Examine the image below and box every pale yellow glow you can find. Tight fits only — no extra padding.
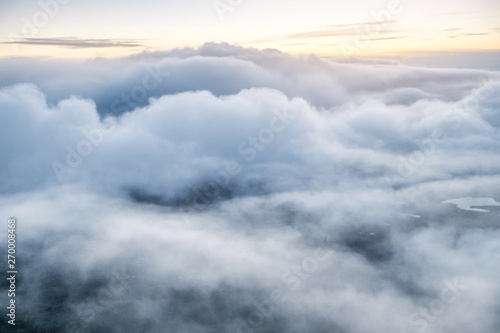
[0,0,499,59]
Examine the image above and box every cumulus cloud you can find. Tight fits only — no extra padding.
[0,43,499,332]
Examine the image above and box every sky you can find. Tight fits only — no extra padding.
[1,1,500,333]
[0,0,499,58]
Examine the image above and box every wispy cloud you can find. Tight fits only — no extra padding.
[430,11,472,17]
[447,32,490,39]
[288,22,398,39]
[363,36,403,41]
[462,32,490,36]
[2,37,144,48]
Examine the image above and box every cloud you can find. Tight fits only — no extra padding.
[0,42,494,114]
[286,22,398,39]
[2,37,144,48]
[1,43,500,332]
[462,33,490,36]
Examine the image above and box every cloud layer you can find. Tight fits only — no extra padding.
[1,43,500,333]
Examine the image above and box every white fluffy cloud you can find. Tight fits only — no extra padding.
[0,44,499,333]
